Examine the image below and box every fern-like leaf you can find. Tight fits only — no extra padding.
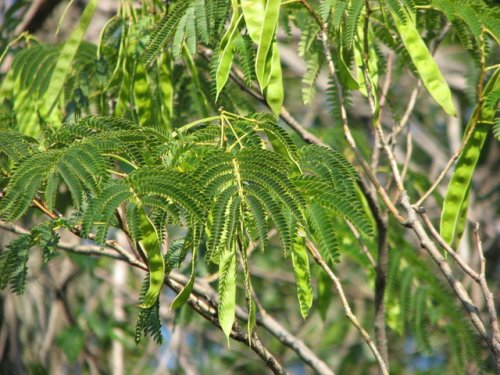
[0,235,31,294]
[135,274,163,344]
[306,203,339,264]
[142,1,192,66]
[82,180,131,242]
[344,0,364,49]
[0,151,60,221]
[493,117,500,141]
[233,35,257,87]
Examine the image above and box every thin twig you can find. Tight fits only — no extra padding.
[346,222,376,268]
[318,16,497,363]
[0,220,332,375]
[379,53,394,110]
[413,110,482,207]
[391,81,421,140]
[305,239,389,375]
[400,130,413,183]
[418,210,479,282]
[473,223,500,370]
[319,25,405,223]
[360,2,390,365]
[389,129,412,204]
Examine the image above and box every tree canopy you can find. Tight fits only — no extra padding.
[0,0,499,374]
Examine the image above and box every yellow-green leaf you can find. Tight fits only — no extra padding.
[170,245,198,309]
[340,48,360,91]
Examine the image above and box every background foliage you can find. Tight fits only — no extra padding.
[0,0,499,374]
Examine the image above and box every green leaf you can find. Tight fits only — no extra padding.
[169,221,203,309]
[126,202,143,244]
[414,288,431,352]
[493,117,500,141]
[338,49,359,90]
[134,62,155,126]
[136,273,162,344]
[142,1,192,67]
[0,151,59,221]
[56,326,85,363]
[239,247,256,339]
[44,172,60,212]
[254,113,298,168]
[307,203,339,263]
[390,7,456,116]
[171,226,201,309]
[345,0,364,50]
[292,235,313,319]
[332,1,349,29]
[353,29,378,97]
[0,235,32,294]
[317,270,332,321]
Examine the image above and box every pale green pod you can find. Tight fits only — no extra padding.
[391,9,456,116]
[440,68,500,245]
[255,0,280,90]
[215,5,243,100]
[42,0,97,118]
[292,235,313,319]
[138,210,166,309]
[217,247,237,344]
[263,43,284,114]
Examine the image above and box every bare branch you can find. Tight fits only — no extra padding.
[305,239,389,375]
[473,224,500,370]
[0,219,337,375]
[0,219,286,374]
[418,211,479,282]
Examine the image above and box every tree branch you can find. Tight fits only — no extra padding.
[0,219,286,374]
[0,219,339,375]
[294,3,499,368]
[474,223,500,370]
[304,238,389,375]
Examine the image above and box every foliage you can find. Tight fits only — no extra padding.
[0,0,499,373]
